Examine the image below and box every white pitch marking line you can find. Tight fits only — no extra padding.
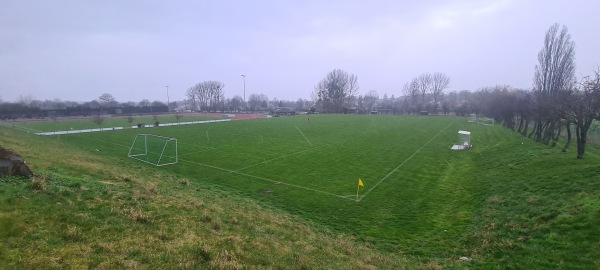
[295,125,312,146]
[233,144,328,172]
[179,158,353,201]
[358,122,455,201]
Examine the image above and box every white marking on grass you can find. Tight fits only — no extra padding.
[295,125,312,146]
[233,144,328,172]
[179,158,353,200]
[358,122,455,201]
[178,148,215,157]
[445,160,454,169]
[213,131,307,144]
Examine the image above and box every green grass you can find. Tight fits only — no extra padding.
[0,124,411,269]
[6,114,224,132]
[1,114,599,269]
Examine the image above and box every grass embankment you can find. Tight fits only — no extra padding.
[0,127,412,269]
[461,128,600,269]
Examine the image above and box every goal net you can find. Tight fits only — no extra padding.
[128,134,178,166]
[468,114,477,123]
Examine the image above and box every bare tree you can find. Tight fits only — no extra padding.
[138,99,151,107]
[18,95,34,107]
[98,93,117,108]
[363,90,379,112]
[175,114,184,123]
[430,72,450,114]
[417,73,432,111]
[228,95,244,112]
[248,94,269,112]
[187,81,225,112]
[314,69,359,113]
[92,114,104,129]
[531,23,576,145]
[402,79,420,114]
[185,87,197,111]
[126,116,134,126]
[561,69,600,159]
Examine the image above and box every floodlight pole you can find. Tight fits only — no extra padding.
[165,85,170,112]
[241,74,246,111]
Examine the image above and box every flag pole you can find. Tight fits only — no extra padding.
[356,179,364,201]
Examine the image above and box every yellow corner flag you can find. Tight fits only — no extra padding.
[356,179,364,201]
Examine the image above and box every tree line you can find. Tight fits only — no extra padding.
[437,24,600,159]
[0,94,169,119]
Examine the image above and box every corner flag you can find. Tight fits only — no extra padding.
[356,179,364,201]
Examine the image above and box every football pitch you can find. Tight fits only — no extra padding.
[55,114,504,254]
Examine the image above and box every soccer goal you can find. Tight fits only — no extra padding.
[128,134,178,166]
[468,114,477,123]
[478,118,495,126]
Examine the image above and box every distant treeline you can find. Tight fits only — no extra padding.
[0,103,168,120]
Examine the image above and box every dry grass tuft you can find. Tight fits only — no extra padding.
[230,217,239,225]
[211,217,222,231]
[123,207,150,223]
[209,250,242,270]
[158,226,174,241]
[146,182,158,195]
[62,225,82,242]
[423,261,443,270]
[120,174,142,184]
[30,175,47,191]
[486,195,503,204]
[201,209,212,223]
[180,178,190,186]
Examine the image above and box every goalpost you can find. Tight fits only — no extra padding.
[468,114,477,123]
[127,134,178,166]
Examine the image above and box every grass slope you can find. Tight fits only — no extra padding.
[0,126,412,269]
[1,114,599,269]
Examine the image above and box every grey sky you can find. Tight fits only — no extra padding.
[1,0,599,103]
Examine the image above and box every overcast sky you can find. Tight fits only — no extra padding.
[1,0,599,103]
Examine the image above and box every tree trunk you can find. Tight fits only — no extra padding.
[562,122,571,152]
[551,122,562,147]
[528,120,538,138]
[576,126,586,159]
[521,117,529,137]
[574,116,595,159]
[542,121,555,145]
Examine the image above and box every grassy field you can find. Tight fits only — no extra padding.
[1,114,599,269]
[5,114,224,132]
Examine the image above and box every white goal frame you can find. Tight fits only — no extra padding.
[468,114,477,123]
[127,134,178,166]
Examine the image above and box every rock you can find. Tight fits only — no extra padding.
[0,146,33,179]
